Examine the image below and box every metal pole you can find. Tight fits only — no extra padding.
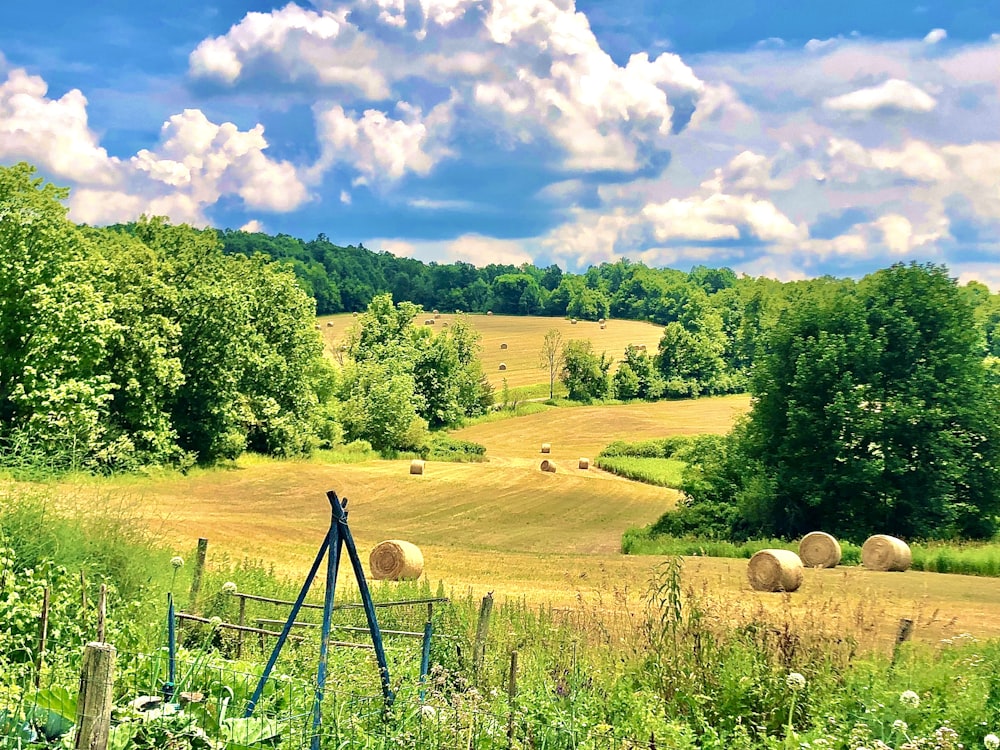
[312,498,343,750]
[165,593,176,702]
[327,490,394,707]
[244,534,330,717]
[419,603,433,702]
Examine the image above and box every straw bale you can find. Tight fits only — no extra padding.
[498,363,507,371]
[487,310,493,316]
[500,343,508,350]
[540,443,551,454]
[571,318,578,324]
[540,459,556,473]
[747,549,804,592]
[598,318,605,324]
[369,540,424,581]
[861,534,911,572]
[409,459,425,475]
[578,457,590,469]
[600,324,606,329]
[798,531,841,568]
[326,321,335,327]
[424,319,435,325]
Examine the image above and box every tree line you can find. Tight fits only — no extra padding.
[0,164,490,472]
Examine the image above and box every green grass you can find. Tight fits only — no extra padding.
[595,456,687,488]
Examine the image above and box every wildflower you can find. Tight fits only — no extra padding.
[787,672,807,691]
[420,705,436,719]
[899,690,920,709]
[985,733,1000,750]
[893,720,908,733]
[209,616,223,629]
[222,582,238,595]
[170,556,184,569]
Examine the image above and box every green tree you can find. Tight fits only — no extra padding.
[679,263,1000,541]
[539,329,564,400]
[560,340,611,402]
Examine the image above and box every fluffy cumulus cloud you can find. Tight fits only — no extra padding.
[189,0,707,178]
[0,66,308,225]
[823,78,937,114]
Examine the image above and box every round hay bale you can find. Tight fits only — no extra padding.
[326,321,335,327]
[433,309,439,314]
[352,312,358,317]
[486,310,493,316]
[442,322,449,328]
[598,318,605,324]
[600,324,606,330]
[409,459,425,475]
[434,313,441,319]
[424,319,435,325]
[314,324,322,330]
[578,457,590,470]
[861,534,911,572]
[798,531,841,568]
[500,343,508,350]
[498,362,507,371]
[540,442,551,454]
[571,318,578,324]
[369,540,424,581]
[540,459,556,473]
[747,549,804,592]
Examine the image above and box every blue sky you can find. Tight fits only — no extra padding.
[2,1,999,286]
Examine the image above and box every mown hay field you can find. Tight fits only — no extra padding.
[317,312,666,389]
[51,390,1000,648]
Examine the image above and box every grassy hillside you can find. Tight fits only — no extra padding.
[42,390,1000,646]
[318,312,666,391]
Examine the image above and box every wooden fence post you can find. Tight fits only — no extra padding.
[473,592,494,680]
[189,538,209,609]
[74,641,116,750]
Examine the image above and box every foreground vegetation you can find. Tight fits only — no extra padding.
[6,486,1000,750]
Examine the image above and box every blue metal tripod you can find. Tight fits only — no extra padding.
[243,490,393,749]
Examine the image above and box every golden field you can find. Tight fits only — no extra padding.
[37,316,1000,650]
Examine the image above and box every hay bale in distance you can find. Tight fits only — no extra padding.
[540,442,551,454]
[600,324,606,330]
[747,549,804,592]
[578,457,590,470]
[486,310,493,316]
[314,324,322,330]
[798,531,842,568]
[861,534,912,572]
[498,362,507,371]
[409,459,425,475]
[571,318,578,324]
[369,540,424,581]
[434,313,441,319]
[540,459,556,473]
[326,321,335,327]
[598,318,605,324]
[500,342,508,350]
[424,319,435,325]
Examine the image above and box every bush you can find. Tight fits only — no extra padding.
[425,435,487,462]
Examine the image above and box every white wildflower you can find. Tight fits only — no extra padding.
[222,582,238,594]
[787,672,806,691]
[893,720,908,733]
[208,616,223,629]
[420,705,436,719]
[899,690,920,708]
[985,733,1000,750]
[170,556,184,569]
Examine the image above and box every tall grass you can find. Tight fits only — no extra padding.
[594,456,686,488]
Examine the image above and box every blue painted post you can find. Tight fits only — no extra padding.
[326,490,394,706]
[312,496,343,750]
[244,533,330,717]
[418,603,433,702]
[165,593,176,702]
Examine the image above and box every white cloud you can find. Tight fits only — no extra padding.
[240,219,266,232]
[371,234,533,267]
[189,0,708,178]
[0,68,121,184]
[923,28,947,45]
[823,78,937,114]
